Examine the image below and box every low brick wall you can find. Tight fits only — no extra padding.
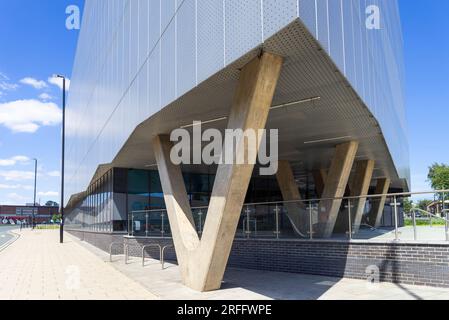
[67,230,449,288]
[67,230,126,254]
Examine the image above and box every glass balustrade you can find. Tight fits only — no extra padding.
[124,190,449,244]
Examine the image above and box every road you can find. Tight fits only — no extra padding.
[0,226,18,248]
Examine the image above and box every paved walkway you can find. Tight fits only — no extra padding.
[2,229,449,300]
[0,229,157,300]
[76,234,449,300]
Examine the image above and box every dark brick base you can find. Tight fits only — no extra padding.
[67,230,449,288]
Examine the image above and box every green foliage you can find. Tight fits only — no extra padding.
[428,163,449,192]
[404,218,446,227]
[52,214,62,222]
[417,199,432,210]
[403,198,414,214]
[36,225,60,230]
[46,201,59,207]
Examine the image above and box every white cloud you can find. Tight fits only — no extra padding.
[38,191,59,197]
[47,171,61,178]
[0,99,62,133]
[0,72,18,96]
[39,93,53,101]
[0,170,35,181]
[48,76,70,91]
[6,193,27,202]
[20,77,48,90]
[0,155,30,166]
[0,184,33,190]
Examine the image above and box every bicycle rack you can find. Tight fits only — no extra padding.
[161,245,173,270]
[142,244,162,267]
[109,242,125,262]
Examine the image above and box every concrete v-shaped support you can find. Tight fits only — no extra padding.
[153,53,283,292]
[276,160,308,236]
[351,160,375,233]
[313,169,328,198]
[319,141,359,238]
[369,178,391,228]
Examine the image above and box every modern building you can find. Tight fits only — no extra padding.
[65,0,411,291]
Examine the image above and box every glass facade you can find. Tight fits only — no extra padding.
[65,169,114,232]
[66,168,283,233]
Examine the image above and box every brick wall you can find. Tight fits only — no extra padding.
[67,230,449,288]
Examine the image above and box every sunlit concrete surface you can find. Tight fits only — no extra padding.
[73,234,449,300]
[0,230,157,300]
[352,226,449,242]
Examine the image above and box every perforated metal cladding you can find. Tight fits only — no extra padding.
[66,0,408,204]
[197,0,225,84]
[112,21,401,189]
[176,0,196,97]
[296,0,409,184]
[224,0,262,65]
[263,0,299,40]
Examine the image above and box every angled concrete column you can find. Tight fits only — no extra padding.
[153,135,200,281]
[351,160,375,233]
[313,169,328,198]
[368,178,391,228]
[154,53,283,292]
[319,141,359,238]
[276,161,307,236]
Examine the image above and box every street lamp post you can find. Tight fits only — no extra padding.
[33,158,37,230]
[55,75,66,244]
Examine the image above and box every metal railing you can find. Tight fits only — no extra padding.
[128,190,449,243]
[412,208,449,241]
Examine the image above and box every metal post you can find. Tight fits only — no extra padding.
[161,212,165,238]
[32,158,37,230]
[131,213,134,236]
[52,75,67,243]
[444,193,449,242]
[348,199,352,240]
[274,205,280,239]
[245,206,251,239]
[394,196,399,241]
[412,209,417,241]
[145,212,149,237]
[198,210,203,235]
[309,201,313,240]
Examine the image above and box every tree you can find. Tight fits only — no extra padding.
[428,163,449,190]
[417,199,432,211]
[403,198,414,214]
[52,214,62,222]
[45,201,59,207]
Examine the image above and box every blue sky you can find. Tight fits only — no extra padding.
[399,0,449,199]
[0,0,83,205]
[0,0,447,205]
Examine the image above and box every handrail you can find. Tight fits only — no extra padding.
[413,208,449,223]
[142,244,162,267]
[109,242,124,262]
[128,190,449,215]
